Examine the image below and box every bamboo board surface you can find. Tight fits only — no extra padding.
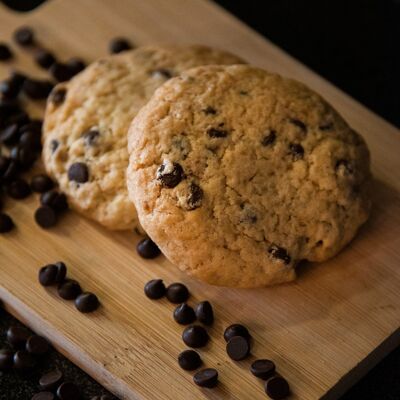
[0,0,400,399]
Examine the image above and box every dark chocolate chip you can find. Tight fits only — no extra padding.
[40,190,68,212]
[57,280,82,300]
[109,38,132,54]
[75,292,99,313]
[136,238,161,259]
[0,213,14,233]
[14,26,35,46]
[319,122,333,131]
[23,79,54,100]
[19,130,42,151]
[34,206,57,229]
[31,174,54,193]
[193,368,218,388]
[7,109,30,126]
[174,303,196,325]
[226,336,250,361]
[202,106,217,115]
[335,159,353,175]
[68,162,89,183]
[186,183,203,210]
[0,349,14,370]
[178,349,202,371]
[32,392,55,400]
[9,71,27,89]
[0,155,10,175]
[39,264,58,286]
[262,130,276,146]
[1,160,19,183]
[66,58,86,75]
[156,162,184,188]
[49,62,75,82]
[195,301,214,326]
[50,87,66,106]
[223,324,250,342]
[50,139,59,153]
[166,283,189,303]
[13,350,36,371]
[182,325,209,348]
[7,326,30,348]
[54,262,67,282]
[82,129,100,145]
[7,178,31,199]
[0,79,20,99]
[268,244,291,264]
[0,43,13,60]
[289,118,307,132]
[0,124,20,146]
[56,382,80,400]
[207,127,228,138]
[250,359,276,380]
[39,369,64,391]
[144,279,166,299]
[289,143,304,160]
[34,49,56,69]
[10,144,37,169]
[26,335,50,356]
[265,376,290,399]
[150,68,172,79]
[239,90,248,95]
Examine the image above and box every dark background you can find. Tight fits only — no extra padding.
[1,0,399,399]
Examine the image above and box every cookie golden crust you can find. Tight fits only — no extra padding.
[42,45,244,230]
[127,65,371,287]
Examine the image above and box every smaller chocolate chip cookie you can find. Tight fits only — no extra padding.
[127,65,371,287]
[42,45,244,230]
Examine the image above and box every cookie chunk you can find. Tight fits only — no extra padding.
[42,45,244,230]
[127,65,371,287]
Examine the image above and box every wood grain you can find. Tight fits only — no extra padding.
[1,0,400,399]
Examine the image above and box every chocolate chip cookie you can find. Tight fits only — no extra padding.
[42,45,244,230]
[127,65,371,287]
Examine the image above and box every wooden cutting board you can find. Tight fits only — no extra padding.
[1,0,399,399]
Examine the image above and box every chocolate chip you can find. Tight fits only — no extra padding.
[178,349,202,371]
[0,43,13,60]
[40,190,68,212]
[207,127,228,138]
[1,160,19,183]
[50,139,59,153]
[7,326,30,348]
[265,376,290,399]
[335,159,353,175]
[268,244,291,264]
[75,292,99,313]
[49,62,75,82]
[56,382,80,400]
[68,162,89,183]
[202,106,217,115]
[226,336,250,361]
[0,155,10,174]
[35,49,56,69]
[9,71,27,89]
[7,109,30,126]
[82,129,100,145]
[7,178,31,199]
[195,301,214,326]
[26,335,50,356]
[262,130,276,146]
[223,324,250,342]
[0,124,20,146]
[57,280,82,300]
[144,279,166,299]
[39,369,64,391]
[0,79,21,99]
[22,79,54,100]
[32,392,55,400]
[166,283,189,303]
[0,349,14,370]
[34,206,57,228]
[186,183,203,210]
[174,303,196,325]
[20,119,42,134]
[13,350,36,371]
[14,26,34,46]
[193,368,218,388]
[319,122,333,131]
[19,130,42,151]
[156,161,184,188]
[50,87,67,106]
[109,38,132,54]
[31,174,54,193]
[289,118,307,132]
[10,144,37,169]
[150,68,172,79]
[39,264,60,286]
[250,359,276,380]
[54,262,67,282]
[136,238,161,259]
[0,213,14,233]
[289,143,304,160]
[182,325,209,348]
[66,58,86,75]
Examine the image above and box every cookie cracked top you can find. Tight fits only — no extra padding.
[42,45,244,230]
[127,65,371,287]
